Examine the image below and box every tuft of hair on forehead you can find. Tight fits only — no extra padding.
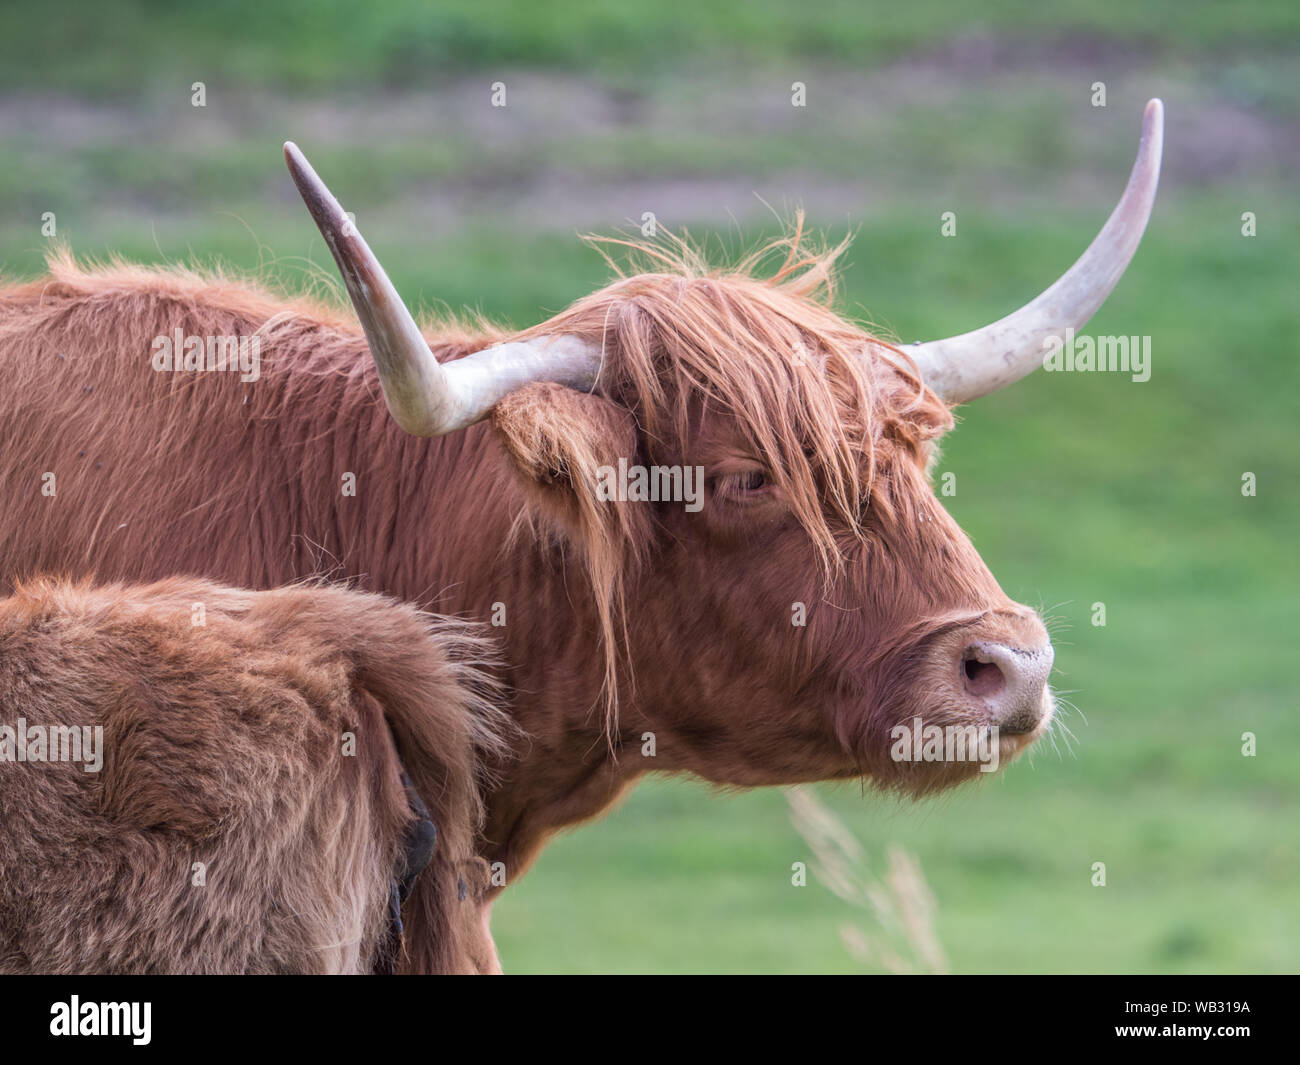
[519,213,953,577]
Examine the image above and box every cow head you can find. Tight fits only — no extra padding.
[285,100,1162,796]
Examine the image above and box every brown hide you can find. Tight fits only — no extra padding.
[0,577,506,973]
[0,238,1050,894]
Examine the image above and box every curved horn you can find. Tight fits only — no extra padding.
[284,142,604,436]
[910,98,1164,404]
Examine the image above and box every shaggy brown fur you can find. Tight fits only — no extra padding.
[0,227,1050,915]
[509,225,954,727]
[0,577,507,974]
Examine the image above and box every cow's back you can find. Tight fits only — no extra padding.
[0,256,373,593]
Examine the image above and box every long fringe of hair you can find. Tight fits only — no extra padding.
[513,215,953,732]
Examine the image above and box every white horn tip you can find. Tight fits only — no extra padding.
[908,99,1164,406]
[1142,99,1164,143]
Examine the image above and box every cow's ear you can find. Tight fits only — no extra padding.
[490,383,651,548]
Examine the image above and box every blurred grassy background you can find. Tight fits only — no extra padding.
[2,1,1296,972]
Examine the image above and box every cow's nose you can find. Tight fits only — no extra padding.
[960,641,1054,734]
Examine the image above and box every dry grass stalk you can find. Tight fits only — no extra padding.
[787,787,949,974]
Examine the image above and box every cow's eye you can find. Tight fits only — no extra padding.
[715,469,770,497]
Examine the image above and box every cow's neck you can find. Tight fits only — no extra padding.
[334,389,645,885]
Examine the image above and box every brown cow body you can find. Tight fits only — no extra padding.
[0,577,505,973]
[0,249,1053,886]
[0,103,1165,972]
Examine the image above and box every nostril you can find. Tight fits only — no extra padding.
[961,652,1006,698]
[958,640,1054,733]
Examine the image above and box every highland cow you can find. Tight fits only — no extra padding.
[0,102,1162,960]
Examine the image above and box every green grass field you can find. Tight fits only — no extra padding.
[3,2,1295,973]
